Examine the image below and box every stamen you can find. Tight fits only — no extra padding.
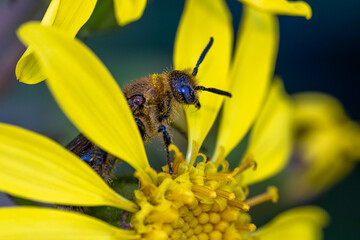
[235,223,257,232]
[205,173,235,182]
[245,186,278,207]
[191,185,217,198]
[214,146,225,166]
[243,185,249,198]
[215,189,235,200]
[169,144,185,175]
[234,155,257,176]
[188,140,200,166]
[197,152,208,162]
[219,159,230,171]
[228,199,250,211]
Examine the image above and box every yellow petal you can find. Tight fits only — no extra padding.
[292,126,357,196]
[16,0,97,84]
[0,123,138,212]
[253,206,329,240]
[293,92,347,130]
[174,0,233,164]
[238,0,312,19]
[17,22,150,178]
[286,93,360,199]
[0,207,140,240]
[114,0,147,26]
[242,80,292,185]
[213,7,278,163]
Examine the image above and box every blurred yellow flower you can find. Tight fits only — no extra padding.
[284,93,360,202]
[16,0,147,85]
[0,0,328,239]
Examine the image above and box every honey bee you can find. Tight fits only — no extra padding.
[67,37,231,177]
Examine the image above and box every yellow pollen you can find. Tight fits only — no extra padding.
[235,223,257,232]
[228,199,250,211]
[205,173,236,182]
[245,186,279,207]
[191,185,217,198]
[215,189,235,200]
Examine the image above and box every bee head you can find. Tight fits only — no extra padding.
[169,37,232,109]
[168,70,199,106]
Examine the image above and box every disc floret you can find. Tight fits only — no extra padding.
[132,145,270,240]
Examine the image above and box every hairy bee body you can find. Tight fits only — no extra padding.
[124,71,196,142]
[67,38,231,175]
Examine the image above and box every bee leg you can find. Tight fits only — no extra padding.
[158,125,173,174]
[88,147,116,182]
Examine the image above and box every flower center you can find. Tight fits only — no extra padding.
[132,145,277,240]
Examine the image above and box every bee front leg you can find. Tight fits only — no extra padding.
[158,125,173,174]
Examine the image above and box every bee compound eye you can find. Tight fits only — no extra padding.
[179,85,196,104]
[128,95,145,111]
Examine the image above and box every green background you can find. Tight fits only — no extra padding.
[0,0,359,238]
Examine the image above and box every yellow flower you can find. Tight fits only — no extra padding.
[284,92,360,202]
[0,0,328,239]
[16,0,147,85]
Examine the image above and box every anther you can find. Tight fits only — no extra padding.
[205,173,236,182]
[235,223,257,232]
[228,199,250,211]
[191,185,217,198]
[245,186,278,207]
[215,189,235,200]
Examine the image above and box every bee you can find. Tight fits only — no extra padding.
[66,37,231,177]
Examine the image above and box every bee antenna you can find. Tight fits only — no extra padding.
[192,37,214,77]
[195,86,232,98]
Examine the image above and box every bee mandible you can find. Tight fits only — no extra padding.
[67,37,231,177]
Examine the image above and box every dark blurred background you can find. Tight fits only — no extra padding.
[0,0,359,239]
